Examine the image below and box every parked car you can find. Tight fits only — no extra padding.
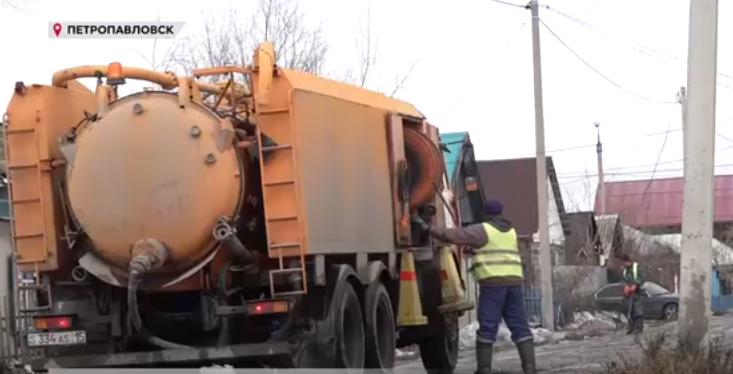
[594,282,679,320]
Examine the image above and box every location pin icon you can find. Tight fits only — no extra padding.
[53,23,62,37]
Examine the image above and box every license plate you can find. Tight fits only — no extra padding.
[27,331,86,347]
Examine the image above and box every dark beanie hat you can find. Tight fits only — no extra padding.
[484,199,503,215]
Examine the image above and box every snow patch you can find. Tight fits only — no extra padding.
[457,311,623,349]
[200,364,235,374]
[565,311,625,331]
[458,321,565,349]
[396,348,418,359]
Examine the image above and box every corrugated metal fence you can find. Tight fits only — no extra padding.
[713,295,733,314]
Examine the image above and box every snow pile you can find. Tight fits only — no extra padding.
[564,311,625,331]
[395,347,418,359]
[458,321,565,349]
[0,359,33,374]
[200,364,235,374]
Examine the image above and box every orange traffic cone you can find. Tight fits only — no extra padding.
[396,251,428,326]
[437,246,475,314]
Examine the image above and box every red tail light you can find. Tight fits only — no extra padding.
[246,300,290,314]
[34,316,72,330]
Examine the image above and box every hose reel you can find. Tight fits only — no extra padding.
[403,128,446,207]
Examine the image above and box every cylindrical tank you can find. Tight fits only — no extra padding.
[66,91,245,274]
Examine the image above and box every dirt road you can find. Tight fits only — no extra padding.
[396,316,733,373]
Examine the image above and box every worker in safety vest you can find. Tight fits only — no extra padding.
[411,199,536,374]
[616,253,644,334]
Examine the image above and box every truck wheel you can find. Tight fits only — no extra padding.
[364,280,396,371]
[333,281,366,369]
[418,313,459,374]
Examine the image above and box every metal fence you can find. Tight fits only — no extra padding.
[523,289,565,328]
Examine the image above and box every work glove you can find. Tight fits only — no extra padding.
[462,247,475,256]
[410,213,430,232]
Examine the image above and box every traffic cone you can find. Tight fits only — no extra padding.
[437,246,475,314]
[396,251,428,326]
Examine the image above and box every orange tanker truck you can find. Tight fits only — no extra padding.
[2,42,475,372]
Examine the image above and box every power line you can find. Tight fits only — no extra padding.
[543,6,733,91]
[439,20,527,124]
[597,144,733,173]
[483,127,733,162]
[632,114,673,223]
[556,164,733,179]
[489,0,527,9]
[500,127,681,159]
[539,19,677,104]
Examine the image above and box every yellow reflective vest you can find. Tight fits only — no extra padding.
[471,223,523,281]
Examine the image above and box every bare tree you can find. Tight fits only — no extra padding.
[340,8,380,89]
[552,265,598,325]
[162,0,329,80]
[135,3,420,100]
[338,6,421,97]
[1,0,28,11]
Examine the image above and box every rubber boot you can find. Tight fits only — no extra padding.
[474,340,493,374]
[516,340,537,374]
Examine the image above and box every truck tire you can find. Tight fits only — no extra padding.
[416,262,459,374]
[332,281,366,369]
[364,280,396,371]
[418,313,459,374]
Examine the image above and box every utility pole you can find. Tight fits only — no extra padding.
[595,122,605,215]
[679,0,718,350]
[529,0,554,332]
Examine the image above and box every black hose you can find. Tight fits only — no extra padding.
[267,295,302,343]
[224,235,255,263]
[127,264,193,350]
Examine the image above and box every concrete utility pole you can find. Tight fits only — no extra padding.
[595,122,605,215]
[679,0,718,350]
[529,0,554,332]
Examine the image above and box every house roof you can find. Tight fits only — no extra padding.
[440,132,469,183]
[594,175,733,228]
[476,157,568,237]
[595,214,624,258]
[622,226,733,265]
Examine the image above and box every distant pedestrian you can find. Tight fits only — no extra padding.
[617,253,645,334]
[411,199,536,374]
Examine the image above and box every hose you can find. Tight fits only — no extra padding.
[127,254,193,350]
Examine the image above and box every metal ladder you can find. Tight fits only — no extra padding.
[3,123,53,313]
[255,106,307,297]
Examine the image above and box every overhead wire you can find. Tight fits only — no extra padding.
[538,19,677,104]
[489,0,527,9]
[439,19,527,125]
[542,5,733,90]
[464,1,733,211]
[493,127,682,159]
[540,6,733,142]
[557,163,733,179]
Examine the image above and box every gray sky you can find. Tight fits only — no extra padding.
[2,0,732,212]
